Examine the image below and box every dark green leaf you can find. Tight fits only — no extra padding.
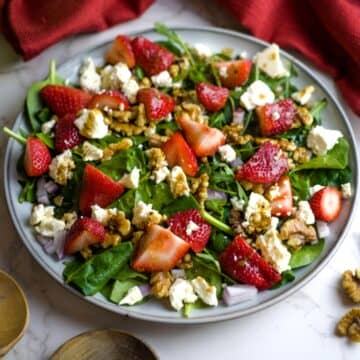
[156,40,183,56]
[289,172,310,200]
[183,299,207,317]
[35,132,54,149]
[271,270,296,289]
[35,107,52,124]
[310,99,327,124]
[209,230,231,253]
[109,279,143,304]
[18,179,36,203]
[205,199,227,218]
[162,195,200,217]
[289,239,325,269]
[134,66,144,80]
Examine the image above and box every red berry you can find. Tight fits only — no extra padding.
[196,82,229,112]
[309,186,342,222]
[24,137,51,177]
[105,35,135,68]
[269,176,293,217]
[55,113,82,152]
[214,60,252,88]
[87,90,130,111]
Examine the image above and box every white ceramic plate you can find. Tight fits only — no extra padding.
[4,27,359,324]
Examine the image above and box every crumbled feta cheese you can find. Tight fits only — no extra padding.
[218,144,236,163]
[309,184,325,197]
[270,216,279,230]
[80,57,101,93]
[191,276,218,306]
[120,167,140,189]
[169,278,198,311]
[307,125,343,155]
[256,229,291,273]
[119,286,144,305]
[172,81,182,88]
[240,80,275,110]
[62,211,78,229]
[91,205,117,225]
[266,183,280,201]
[30,204,54,225]
[100,63,132,89]
[132,201,162,229]
[121,79,139,104]
[31,204,65,237]
[341,183,352,199]
[82,141,103,161]
[245,193,271,223]
[48,150,75,185]
[74,109,108,139]
[296,201,315,225]
[316,221,330,238]
[41,116,57,134]
[219,66,228,78]
[168,166,190,198]
[152,166,170,184]
[240,51,248,59]
[186,220,200,236]
[255,44,289,78]
[291,85,315,105]
[230,197,245,211]
[193,43,212,57]
[151,70,173,87]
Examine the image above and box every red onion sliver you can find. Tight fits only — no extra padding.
[170,269,185,279]
[139,284,151,297]
[36,178,49,204]
[207,189,227,201]
[222,284,258,306]
[232,109,245,125]
[44,180,59,194]
[229,157,243,169]
[37,230,68,260]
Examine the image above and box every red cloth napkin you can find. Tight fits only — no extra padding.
[220,0,360,116]
[0,0,154,60]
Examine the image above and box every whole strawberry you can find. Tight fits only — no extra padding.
[24,137,52,177]
[55,113,82,152]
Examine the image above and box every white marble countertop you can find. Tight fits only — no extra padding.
[1,1,359,359]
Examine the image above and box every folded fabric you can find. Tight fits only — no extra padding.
[0,0,154,60]
[220,0,360,116]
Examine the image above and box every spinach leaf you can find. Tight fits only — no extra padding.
[26,60,64,131]
[114,264,148,282]
[271,270,296,289]
[205,199,227,218]
[183,299,207,318]
[156,40,183,56]
[289,172,310,200]
[134,65,144,80]
[275,127,309,147]
[18,179,37,203]
[109,279,143,304]
[35,132,54,149]
[63,242,133,296]
[289,239,325,269]
[308,167,352,188]
[35,107,52,124]
[310,99,327,124]
[209,230,231,253]
[162,195,200,217]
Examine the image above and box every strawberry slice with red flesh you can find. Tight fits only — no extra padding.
[214,60,252,88]
[219,235,281,290]
[105,35,135,68]
[24,137,51,177]
[55,113,82,152]
[132,37,175,76]
[41,85,92,117]
[167,209,211,253]
[236,142,289,184]
[177,115,225,157]
[256,99,296,136]
[196,82,229,112]
[162,133,198,176]
[309,186,342,222]
[132,224,190,272]
[64,217,106,255]
[79,164,125,216]
[269,176,293,217]
[87,90,130,111]
[137,88,176,120]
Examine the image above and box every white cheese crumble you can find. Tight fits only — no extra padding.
[119,167,140,189]
[151,70,173,87]
[309,184,325,197]
[48,150,75,185]
[82,141,103,161]
[119,286,144,305]
[244,193,271,223]
[151,166,170,184]
[100,63,132,90]
[121,79,139,104]
[316,220,330,238]
[30,204,66,237]
[230,197,245,211]
[291,85,315,105]
[30,204,54,225]
[191,276,218,307]
[341,183,352,199]
[169,278,198,311]
[193,43,212,57]
[62,211,78,229]
[168,166,190,198]
[219,66,228,78]
[240,51,248,59]
[240,80,275,110]
[41,116,57,134]
[307,125,343,155]
[91,205,117,225]
[80,57,101,93]
[186,220,200,236]
[218,144,236,163]
[132,201,162,229]
[296,201,315,225]
[255,44,289,78]
[74,109,108,139]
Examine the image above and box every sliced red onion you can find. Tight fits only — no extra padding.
[44,180,59,194]
[37,230,67,260]
[207,189,227,201]
[229,157,243,169]
[232,109,245,125]
[138,284,151,297]
[171,269,185,279]
[222,284,258,306]
[36,178,49,204]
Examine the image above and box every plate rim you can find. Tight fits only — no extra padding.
[4,25,359,324]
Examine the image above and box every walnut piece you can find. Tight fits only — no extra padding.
[229,208,246,235]
[146,147,168,169]
[337,308,360,342]
[295,106,314,127]
[101,233,121,248]
[342,270,360,303]
[102,138,133,161]
[150,271,173,298]
[190,173,209,207]
[279,219,317,248]
[176,253,193,269]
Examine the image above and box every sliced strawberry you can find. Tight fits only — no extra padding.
[64,217,106,255]
[137,88,176,120]
[177,115,225,157]
[162,133,198,176]
[24,137,51,177]
[55,113,82,152]
[132,224,190,272]
[219,235,281,290]
[41,85,92,117]
[87,90,130,111]
[132,37,175,76]
[105,35,135,68]
[269,176,293,217]
[309,186,342,222]
[196,82,229,112]
[214,60,252,88]
[256,99,296,136]
[236,142,288,184]
[79,164,125,215]
[167,209,211,253]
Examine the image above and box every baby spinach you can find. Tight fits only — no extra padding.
[289,239,325,269]
[183,299,207,318]
[35,132,54,149]
[26,59,64,131]
[162,195,200,217]
[271,270,296,289]
[18,179,37,203]
[310,98,327,124]
[308,166,352,189]
[63,242,133,296]
[205,199,227,218]
[209,229,232,253]
[289,172,310,200]
[109,279,142,303]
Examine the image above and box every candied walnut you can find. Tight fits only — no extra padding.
[246,211,272,235]
[107,211,132,237]
[146,148,168,169]
[176,253,193,269]
[239,180,265,194]
[172,87,197,103]
[148,133,169,147]
[131,230,144,247]
[140,77,151,88]
[229,208,246,235]
[254,137,296,152]
[135,103,147,127]
[287,158,295,170]
[102,138,133,161]
[295,106,314,127]
[293,147,312,164]
[101,233,121,248]
[222,124,247,144]
[175,103,207,124]
[110,110,133,123]
[169,64,180,78]
[53,195,64,207]
[150,271,173,298]
[190,173,209,207]
[337,308,360,342]
[80,246,92,259]
[279,219,317,248]
[109,122,144,136]
[342,270,360,304]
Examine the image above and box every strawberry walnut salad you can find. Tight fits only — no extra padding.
[4,24,353,317]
